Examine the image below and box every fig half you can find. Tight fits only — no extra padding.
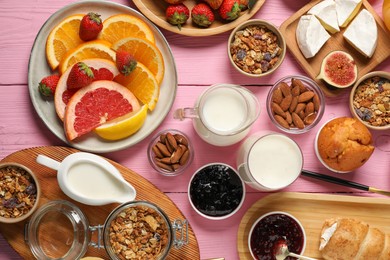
[317,50,358,88]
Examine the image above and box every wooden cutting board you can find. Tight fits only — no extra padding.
[237,192,390,259]
[280,0,390,97]
[0,146,200,260]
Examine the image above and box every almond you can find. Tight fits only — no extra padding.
[179,150,190,165]
[304,113,317,125]
[294,103,306,114]
[170,146,183,164]
[156,142,171,157]
[285,111,293,124]
[155,160,173,171]
[298,91,315,103]
[272,102,286,118]
[291,85,300,96]
[305,102,314,117]
[174,134,188,146]
[274,114,290,129]
[292,112,305,129]
[292,78,307,93]
[280,95,292,111]
[279,82,291,97]
[289,96,299,113]
[152,145,164,159]
[272,88,283,104]
[166,132,178,150]
[313,94,320,111]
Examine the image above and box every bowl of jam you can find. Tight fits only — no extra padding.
[188,163,245,220]
[248,211,306,260]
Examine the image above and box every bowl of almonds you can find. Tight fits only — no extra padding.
[148,129,194,176]
[266,75,325,134]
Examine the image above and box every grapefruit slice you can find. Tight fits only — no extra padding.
[95,104,148,140]
[54,58,119,121]
[64,80,140,141]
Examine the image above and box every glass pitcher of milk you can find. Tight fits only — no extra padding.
[174,84,260,146]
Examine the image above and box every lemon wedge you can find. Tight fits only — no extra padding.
[95,104,148,140]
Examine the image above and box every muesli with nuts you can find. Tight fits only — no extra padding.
[109,205,169,260]
[0,165,37,219]
[230,25,283,75]
[352,76,390,127]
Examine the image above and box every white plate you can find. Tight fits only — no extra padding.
[28,0,177,153]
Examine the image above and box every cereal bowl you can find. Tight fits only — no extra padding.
[147,129,194,176]
[248,211,306,260]
[188,163,245,220]
[228,19,286,77]
[349,71,390,131]
[0,162,40,224]
[267,75,325,134]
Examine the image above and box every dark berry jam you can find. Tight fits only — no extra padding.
[189,164,244,217]
[250,213,304,260]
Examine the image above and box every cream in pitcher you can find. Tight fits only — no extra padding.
[174,84,260,146]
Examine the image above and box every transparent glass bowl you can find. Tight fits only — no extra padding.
[147,129,194,176]
[266,75,325,134]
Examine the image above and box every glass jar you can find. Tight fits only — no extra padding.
[25,200,188,259]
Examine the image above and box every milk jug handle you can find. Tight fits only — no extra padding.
[36,154,61,171]
[173,107,198,120]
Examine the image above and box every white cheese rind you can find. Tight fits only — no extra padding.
[343,9,377,58]
[296,14,331,59]
[308,0,340,34]
[335,0,363,27]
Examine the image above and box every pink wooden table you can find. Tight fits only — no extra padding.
[0,0,389,259]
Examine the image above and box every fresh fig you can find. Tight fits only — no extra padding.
[317,50,358,88]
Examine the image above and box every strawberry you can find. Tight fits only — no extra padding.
[79,12,103,41]
[66,62,94,89]
[203,0,223,10]
[38,74,60,97]
[116,50,137,76]
[93,68,114,81]
[166,4,190,30]
[219,0,241,21]
[191,3,215,27]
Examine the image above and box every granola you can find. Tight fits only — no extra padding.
[352,76,390,127]
[230,25,283,75]
[0,165,37,219]
[109,205,169,260]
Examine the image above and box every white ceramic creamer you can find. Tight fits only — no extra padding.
[36,152,136,205]
[174,84,260,146]
[237,131,303,191]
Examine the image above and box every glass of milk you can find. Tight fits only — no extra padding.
[236,131,303,191]
[174,84,260,146]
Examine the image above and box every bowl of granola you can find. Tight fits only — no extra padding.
[228,19,286,77]
[349,71,390,131]
[0,162,40,223]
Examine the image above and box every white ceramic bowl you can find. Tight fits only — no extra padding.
[188,163,245,220]
[248,211,306,259]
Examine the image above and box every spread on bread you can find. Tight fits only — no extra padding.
[317,117,374,172]
[320,218,390,260]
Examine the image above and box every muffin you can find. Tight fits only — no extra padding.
[317,117,374,172]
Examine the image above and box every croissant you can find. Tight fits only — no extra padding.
[319,218,390,260]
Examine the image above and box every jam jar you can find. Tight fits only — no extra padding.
[25,200,188,259]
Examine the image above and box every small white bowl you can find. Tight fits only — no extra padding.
[248,211,306,260]
[188,163,245,220]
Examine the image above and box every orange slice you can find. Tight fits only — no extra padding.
[46,14,84,70]
[98,14,155,45]
[64,80,140,141]
[59,40,116,74]
[112,37,164,85]
[54,58,119,121]
[114,62,159,111]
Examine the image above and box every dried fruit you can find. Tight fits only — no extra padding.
[317,50,358,88]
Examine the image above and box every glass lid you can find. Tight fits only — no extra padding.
[25,200,90,260]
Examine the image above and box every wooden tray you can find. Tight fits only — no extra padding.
[0,146,200,260]
[132,0,265,36]
[280,0,390,97]
[237,192,390,259]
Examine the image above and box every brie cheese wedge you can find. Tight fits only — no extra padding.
[296,14,331,59]
[335,0,363,27]
[343,9,377,58]
[308,0,340,34]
